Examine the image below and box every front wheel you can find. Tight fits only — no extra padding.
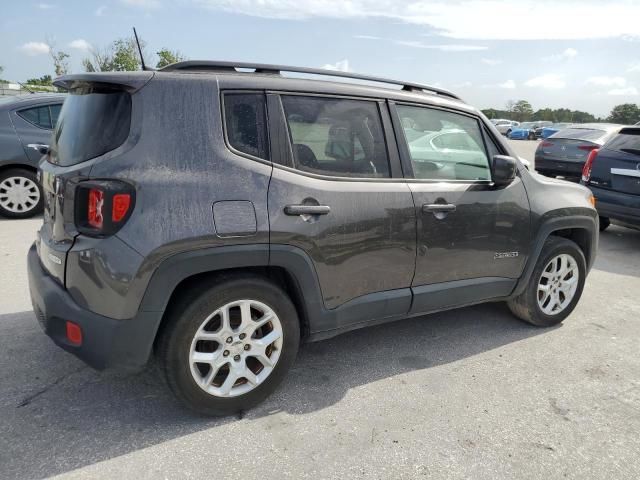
[507,237,586,327]
[158,275,300,416]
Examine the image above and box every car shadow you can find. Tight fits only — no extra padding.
[0,303,550,479]
[592,224,640,278]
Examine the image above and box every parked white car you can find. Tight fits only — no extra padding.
[495,120,520,136]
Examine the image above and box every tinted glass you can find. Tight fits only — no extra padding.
[223,93,269,160]
[50,89,131,166]
[606,128,640,156]
[282,96,390,178]
[18,106,52,129]
[551,128,608,142]
[397,104,491,181]
[49,104,62,127]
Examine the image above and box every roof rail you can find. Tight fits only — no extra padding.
[159,60,461,101]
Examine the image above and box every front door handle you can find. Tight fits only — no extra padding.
[422,203,456,213]
[284,205,331,216]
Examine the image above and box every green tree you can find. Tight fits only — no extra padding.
[607,103,640,124]
[83,36,146,72]
[511,100,534,122]
[25,75,53,86]
[0,65,6,84]
[156,48,186,68]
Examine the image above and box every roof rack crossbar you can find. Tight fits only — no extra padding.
[160,60,460,100]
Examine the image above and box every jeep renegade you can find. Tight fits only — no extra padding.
[28,62,598,415]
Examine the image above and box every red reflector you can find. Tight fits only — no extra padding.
[88,189,104,229]
[112,193,131,222]
[65,321,83,346]
[578,144,599,151]
[582,148,599,182]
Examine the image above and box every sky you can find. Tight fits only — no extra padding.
[2,0,640,117]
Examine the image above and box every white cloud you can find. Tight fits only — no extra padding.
[543,47,578,62]
[193,0,640,40]
[498,79,516,89]
[37,3,55,8]
[586,76,626,87]
[120,0,160,8]
[481,58,502,66]
[454,81,472,88]
[628,62,640,73]
[95,5,107,15]
[608,87,638,96]
[393,40,487,51]
[322,59,350,72]
[353,35,381,40]
[69,39,92,52]
[19,41,50,56]
[524,74,566,89]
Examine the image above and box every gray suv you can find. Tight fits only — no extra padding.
[28,62,598,416]
[0,93,65,218]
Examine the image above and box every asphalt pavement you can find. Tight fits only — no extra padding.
[1,139,639,479]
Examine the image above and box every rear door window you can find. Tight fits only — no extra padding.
[50,89,131,166]
[49,104,62,127]
[606,128,640,156]
[17,106,52,129]
[281,95,390,178]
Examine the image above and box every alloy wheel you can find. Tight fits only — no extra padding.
[189,299,283,397]
[537,253,579,315]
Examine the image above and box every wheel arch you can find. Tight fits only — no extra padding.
[0,163,38,175]
[511,214,598,297]
[143,244,323,354]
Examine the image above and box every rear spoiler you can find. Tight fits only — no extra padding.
[53,71,154,92]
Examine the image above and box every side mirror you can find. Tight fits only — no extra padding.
[492,155,517,187]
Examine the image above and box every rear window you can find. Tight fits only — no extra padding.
[18,106,52,129]
[551,128,608,142]
[50,89,131,166]
[605,128,640,156]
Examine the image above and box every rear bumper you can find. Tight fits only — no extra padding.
[535,157,584,177]
[587,186,640,227]
[27,243,160,370]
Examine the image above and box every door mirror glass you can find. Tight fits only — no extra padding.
[492,155,517,186]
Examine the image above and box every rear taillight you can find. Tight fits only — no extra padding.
[76,181,135,236]
[578,144,599,151]
[582,148,599,182]
[540,141,554,148]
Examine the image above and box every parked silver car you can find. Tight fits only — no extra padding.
[0,93,65,218]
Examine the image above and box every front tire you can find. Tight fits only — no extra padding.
[508,237,586,327]
[158,275,300,416]
[0,168,43,219]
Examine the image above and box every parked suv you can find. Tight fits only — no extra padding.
[28,63,598,416]
[581,126,640,231]
[0,93,65,218]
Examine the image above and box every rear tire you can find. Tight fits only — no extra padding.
[508,237,586,327]
[157,275,300,416]
[599,217,610,232]
[0,168,43,219]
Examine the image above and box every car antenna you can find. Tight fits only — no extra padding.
[17,82,35,94]
[132,27,153,71]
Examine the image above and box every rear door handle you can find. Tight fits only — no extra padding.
[284,205,331,216]
[422,203,456,213]
[27,143,49,154]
